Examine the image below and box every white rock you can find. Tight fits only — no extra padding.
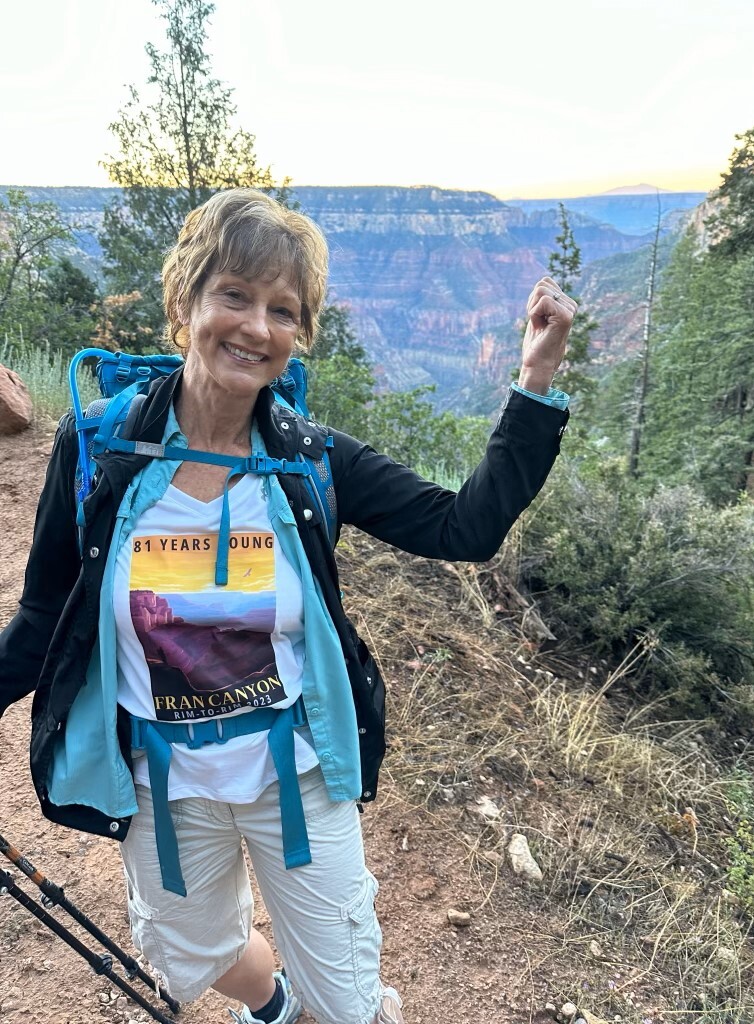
[447,909,472,927]
[507,832,543,882]
[561,1002,578,1020]
[467,795,501,822]
[589,939,603,958]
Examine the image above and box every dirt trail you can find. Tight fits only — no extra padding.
[0,424,574,1024]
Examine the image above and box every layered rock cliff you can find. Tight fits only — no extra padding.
[293,186,658,401]
[2,184,707,410]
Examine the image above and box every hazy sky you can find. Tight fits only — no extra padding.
[2,0,751,198]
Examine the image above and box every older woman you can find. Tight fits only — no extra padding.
[0,188,574,1024]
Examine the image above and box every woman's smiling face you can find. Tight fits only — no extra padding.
[182,271,302,402]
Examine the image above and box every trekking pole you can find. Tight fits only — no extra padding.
[0,868,176,1024]
[0,834,179,1014]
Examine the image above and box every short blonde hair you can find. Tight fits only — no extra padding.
[162,188,329,353]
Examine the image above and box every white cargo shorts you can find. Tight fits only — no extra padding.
[120,767,389,1024]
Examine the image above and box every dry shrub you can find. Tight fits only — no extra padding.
[337,528,754,1021]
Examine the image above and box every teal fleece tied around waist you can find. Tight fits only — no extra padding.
[130,698,310,896]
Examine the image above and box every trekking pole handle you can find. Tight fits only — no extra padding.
[0,833,60,897]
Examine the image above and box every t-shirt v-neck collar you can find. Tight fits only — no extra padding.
[165,473,258,513]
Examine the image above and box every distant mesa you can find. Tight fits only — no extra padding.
[599,183,672,195]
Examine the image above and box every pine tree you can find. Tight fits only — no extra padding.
[549,202,581,292]
[304,302,374,435]
[547,203,598,413]
[636,127,754,502]
[41,258,99,355]
[641,228,754,503]
[100,0,289,342]
[627,193,662,478]
[709,126,754,260]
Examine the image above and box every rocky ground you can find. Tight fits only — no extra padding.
[0,423,741,1024]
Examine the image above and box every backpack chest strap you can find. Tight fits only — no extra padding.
[103,436,311,586]
[103,436,311,476]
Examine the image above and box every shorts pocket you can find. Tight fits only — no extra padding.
[340,873,382,1002]
[127,883,161,922]
[126,881,166,973]
[298,766,353,825]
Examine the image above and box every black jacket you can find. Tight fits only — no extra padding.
[0,369,568,843]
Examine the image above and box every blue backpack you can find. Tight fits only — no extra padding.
[69,348,336,582]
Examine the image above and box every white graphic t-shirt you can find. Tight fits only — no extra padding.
[114,473,318,802]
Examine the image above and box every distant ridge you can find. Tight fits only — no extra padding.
[600,183,673,196]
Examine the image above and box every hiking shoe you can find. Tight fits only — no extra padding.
[227,970,302,1024]
[377,986,404,1024]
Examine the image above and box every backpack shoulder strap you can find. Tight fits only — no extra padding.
[122,392,147,441]
[271,362,337,548]
[299,443,337,549]
[70,348,338,553]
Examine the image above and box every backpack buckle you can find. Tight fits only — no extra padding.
[244,454,273,474]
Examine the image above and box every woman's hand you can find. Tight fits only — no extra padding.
[518,276,578,395]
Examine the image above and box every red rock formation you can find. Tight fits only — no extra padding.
[0,365,32,435]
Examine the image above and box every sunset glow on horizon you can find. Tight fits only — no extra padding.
[1,0,749,200]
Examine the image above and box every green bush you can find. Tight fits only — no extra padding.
[306,352,374,438]
[307,349,492,483]
[724,774,754,918]
[365,386,489,480]
[1,336,98,420]
[520,457,754,724]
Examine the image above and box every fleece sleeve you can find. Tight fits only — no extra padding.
[330,388,568,561]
